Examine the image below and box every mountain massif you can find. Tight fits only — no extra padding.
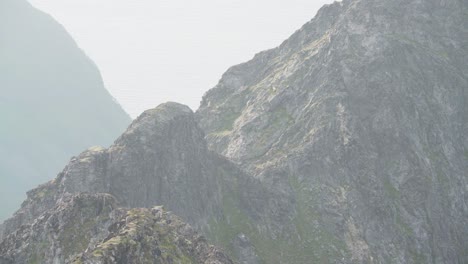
[0,192,233,264]
[0,0,131,221]
[1,0,467,263]
[0,103,239,263]
[197,0,468,262]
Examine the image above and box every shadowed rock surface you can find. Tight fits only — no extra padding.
[0,102,264,263]
[0,193,233,264]
[1,0,467,263]
[0,0,131,221]
[197,0,468,263]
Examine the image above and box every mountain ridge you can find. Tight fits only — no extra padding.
[0,103,243,263]
[197,0,467,262]
[1,0,467,263]
[0,193,234,264]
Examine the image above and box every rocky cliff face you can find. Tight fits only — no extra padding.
[0,193,233,264]
[198,0,468,263]
[5,102,273,232]
[0,104,186,234]
[1,0,467,263]
[0,0,131,221]
[0,102,257,263]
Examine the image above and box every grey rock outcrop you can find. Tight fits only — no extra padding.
[0,102,267,263]
[1,0,467,263]
[2,104,213,234]
[0,193,233,264]
[198,0,468,263]
[0,103,245,264]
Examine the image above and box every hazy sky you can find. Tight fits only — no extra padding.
[29,0,334,117]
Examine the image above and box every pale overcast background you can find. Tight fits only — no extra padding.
[29,0,334,117]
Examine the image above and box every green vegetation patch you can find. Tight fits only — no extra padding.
[383,178,400,200]
[27,239,49,264]
[59,197,115,258]
[251,107,294,157]
[207,175,348,264]
[217,110,242,132]
[409,249,427,264]
[395,211,412,237]
[91,209,196,264]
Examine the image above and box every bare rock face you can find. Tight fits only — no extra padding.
[75,206,233,264]
[2,0,467,263]
[0,193,233,264]
[0,103,274,263]
[0,103,242,263]
[0,193,117,264]
[198,0,468,263]
[2,103,228,234]
[58,102,226,227]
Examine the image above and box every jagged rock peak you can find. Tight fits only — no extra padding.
[0,193,233,264]
[135,102,193,124]
[196,0,467,263]
[0,100,267,263]
[114,101,204,149]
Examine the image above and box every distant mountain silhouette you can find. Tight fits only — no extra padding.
[0,0,131,220]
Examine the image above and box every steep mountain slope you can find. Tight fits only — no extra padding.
[0,102,267,263]
[2,0,466,263]
[198,0,468,263]
[0,0,131,221]
[0,193,233,264]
